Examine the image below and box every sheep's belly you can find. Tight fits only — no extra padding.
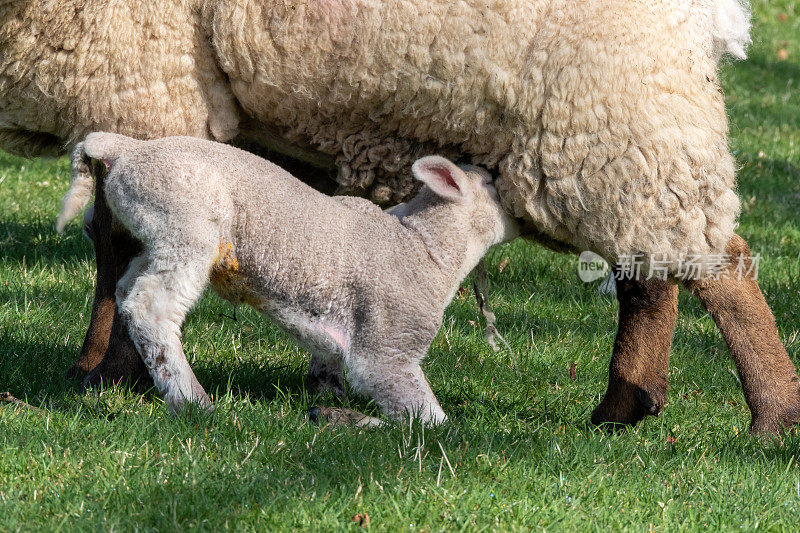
[209,244,348,356]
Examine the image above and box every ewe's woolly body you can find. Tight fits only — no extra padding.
[4,0,751,273]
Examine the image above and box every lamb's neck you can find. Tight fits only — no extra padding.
[401,214,487,297]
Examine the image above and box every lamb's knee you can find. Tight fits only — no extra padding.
[347,358,446,426]
[123,270,197,327]
[115,255,149,302]
[119,281,154,321]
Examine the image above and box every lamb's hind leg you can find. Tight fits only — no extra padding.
[683,234,800,435]
[591,275,678,428]
[119,249,213,413]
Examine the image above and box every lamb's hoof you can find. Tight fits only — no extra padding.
[168,396,214,416]
[308,406,383,428]
[190,379,213,412]
[591,382,666,430]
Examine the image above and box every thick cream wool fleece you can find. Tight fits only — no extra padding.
[0,1,239,154]
[1,0,751,274]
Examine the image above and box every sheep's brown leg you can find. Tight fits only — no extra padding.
[64,223,115,378]
[683,234,800,435]
[81,301,153,391]
[66,160,117,379]
[82,228,151,389]
[66,160,151,388]
[591,275,678,428]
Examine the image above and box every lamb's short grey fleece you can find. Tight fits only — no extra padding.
[58,132,519,423]
[1,1,752,274]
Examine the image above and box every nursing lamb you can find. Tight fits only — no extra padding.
[3,0,798,434]
[57,132,519,423]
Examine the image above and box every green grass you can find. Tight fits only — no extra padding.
[1,2,800,530]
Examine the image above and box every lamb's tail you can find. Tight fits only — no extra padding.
[55,132,140,233]
[712,0,752,61]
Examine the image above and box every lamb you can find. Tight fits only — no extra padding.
[57,132,520,423]
[5,0,800,434]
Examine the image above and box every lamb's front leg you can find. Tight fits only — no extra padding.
[346,351,447,426]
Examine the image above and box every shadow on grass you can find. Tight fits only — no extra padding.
[0,335,80,400]
[0,261,762,423]
[195,358,308,405]
[0,213,795,447]
[0,218,93,266]
[0,332,310,409]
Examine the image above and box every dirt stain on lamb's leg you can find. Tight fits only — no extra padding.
[209,241,268,309]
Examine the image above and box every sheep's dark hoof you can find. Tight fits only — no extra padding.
[591,381,666,430]
[65,364,87,382]
[80,355,153,394]
[65,346,108,381]
[79,325,154,393]
[308,405,383,428]
[749,392,800,437]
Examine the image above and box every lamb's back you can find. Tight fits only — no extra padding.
[229,170,436,310]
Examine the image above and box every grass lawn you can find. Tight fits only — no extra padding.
[1,2,799,530]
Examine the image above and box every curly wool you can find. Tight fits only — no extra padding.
[211,0,747,274]
[1,0,750,274]
[0,1,240,150]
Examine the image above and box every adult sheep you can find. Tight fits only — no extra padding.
[2,0,798,434]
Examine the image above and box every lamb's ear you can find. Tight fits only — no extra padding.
[412,156,469,202]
